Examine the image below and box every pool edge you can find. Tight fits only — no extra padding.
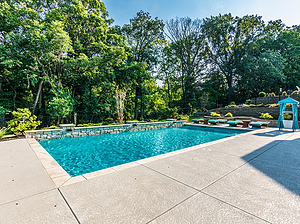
[27,126,266,188]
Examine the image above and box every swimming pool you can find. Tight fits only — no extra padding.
[39,126,248,177]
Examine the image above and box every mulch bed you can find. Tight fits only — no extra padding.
[0,135,25,142]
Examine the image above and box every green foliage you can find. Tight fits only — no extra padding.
[257,104,264,107]
[249,104,256,107]
[42,126,60,130]
[245,99,252,105]
[77,123,103,127]
[46,87,74,124]
[210,112,221,117]
[179,116,189,120]
[268,92,276,97]
[230,101,236,105]
[259,113,273,119]
[7,108,41,135]
[284,113,292,120]
[258,92,267,97]
[0,127,8,138]
[169,107,179,119]
[282,91,287,96]
[225,112,233,117]
[291,91,299,95]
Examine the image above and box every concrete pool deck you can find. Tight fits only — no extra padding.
[1,128,300,223]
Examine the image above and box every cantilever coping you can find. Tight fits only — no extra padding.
[27,125,259,188]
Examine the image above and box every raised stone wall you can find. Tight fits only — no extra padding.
[25,121,187,141]
[251,95,300,105]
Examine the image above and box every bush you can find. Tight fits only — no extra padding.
[258,91,266,97]
[230,101,236,105]
[7,108,41,135]
[179,116,189,120]
[268,92,275,97]
[169,107,179,119]
[245,99,252,105]
[77,123,103,127]
[282,91,287,96]
[225,112,233,117]
[210,112,221,117]
[291,91,299,95]
[0,127,8,139]
[284,113,292,120]
[257,103,264,107]
[249,104,256,107]
[42,126,60,130]
[259,113,273,119]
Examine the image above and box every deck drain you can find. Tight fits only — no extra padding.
[203,148,211,151]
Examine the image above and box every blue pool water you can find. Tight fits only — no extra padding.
[39,126,247,177]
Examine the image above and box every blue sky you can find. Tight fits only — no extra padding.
[102,0,300,27]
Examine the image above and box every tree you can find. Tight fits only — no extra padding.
[165,17,207,109]
[202,14,265,104]
[157,43,181,108]
[122,10,164,119]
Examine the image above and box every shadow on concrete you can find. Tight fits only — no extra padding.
[242,137,300,196]
[253,130,291,137]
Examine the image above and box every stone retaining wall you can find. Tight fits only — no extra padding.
[25,121,187,141]
[251,95,300,105]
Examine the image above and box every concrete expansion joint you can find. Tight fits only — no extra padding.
[57,188,81,224]
[0,189,56,207]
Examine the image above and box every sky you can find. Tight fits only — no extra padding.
[102,0,300,27]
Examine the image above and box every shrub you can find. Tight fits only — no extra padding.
[249,104,256,107]
[259,113,273,119]
[245,99,252,105]
[258,91,266,97]
[210,112,221,117]
[179,116,189,120]
[230,101,236,105]
[268,92,275,97]
[284,113,292,120]
[169,107,179,119]
[225,112,233,117]
[7,108,41,135]
[0,127,8,139]
[282,91,287,96]
[42,126,60,130]
[257,103,264,107]
[291,91,299,95]
[77,123,103,127]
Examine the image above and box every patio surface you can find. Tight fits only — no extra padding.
[0,128,300,223]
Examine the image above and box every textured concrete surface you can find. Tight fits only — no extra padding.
[1,128,300,223]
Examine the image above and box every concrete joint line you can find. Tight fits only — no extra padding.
[58,188,81,224]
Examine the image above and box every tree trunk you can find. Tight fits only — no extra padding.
[32,79,43,115]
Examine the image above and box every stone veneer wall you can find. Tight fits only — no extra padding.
[251,95,300,105]
[213,107,300,120]
[25,121,187,141]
